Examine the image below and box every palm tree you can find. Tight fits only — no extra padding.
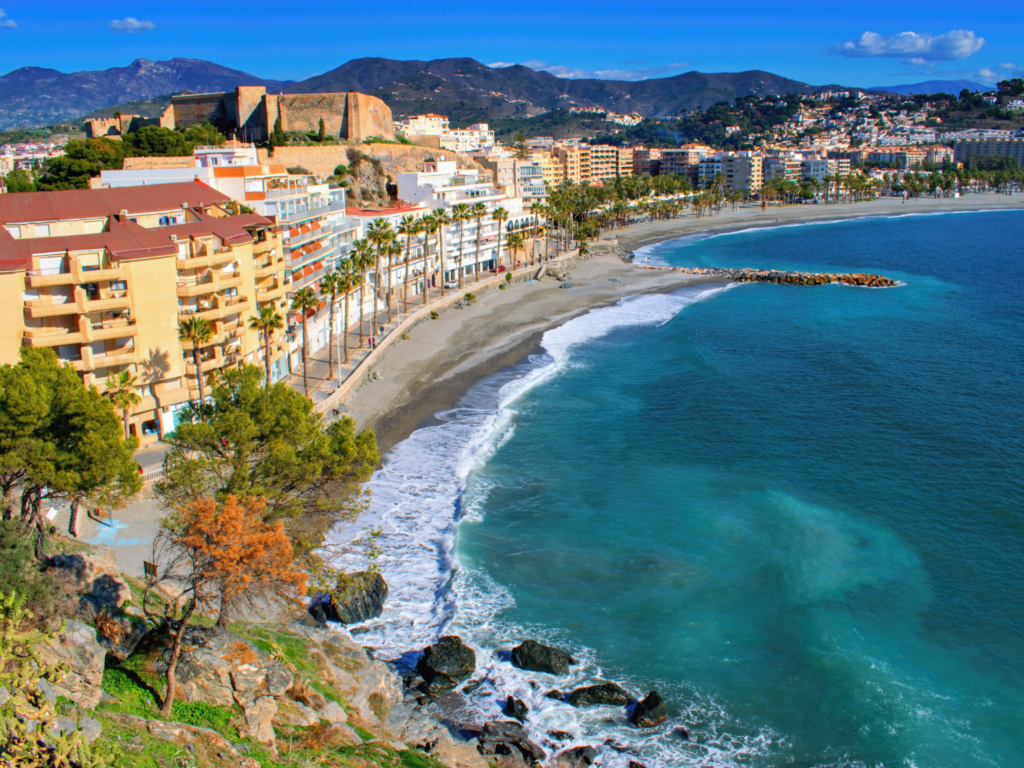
[420,211,439,305]
[491,206,509,272]
[290,287,319,397]
[385,239,403,322]
[248,305,284,388]
[337,258,359,365]
[366,218,393,334]
[471,202,487,282]
[507,232,524,269]
[105,370,141,439]
[351,238,374,345]
[319,271,343,380]
[433,209,452,296]
[397,214,423,313]
[451,203,470,289]
[178,316,213,406]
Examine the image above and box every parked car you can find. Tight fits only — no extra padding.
[490,265,507,273]
[444,281,459,289]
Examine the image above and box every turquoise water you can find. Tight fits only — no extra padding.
[442,212,1023,767]
[341,210,1024,767]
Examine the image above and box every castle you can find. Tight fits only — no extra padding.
[86,87,395,144]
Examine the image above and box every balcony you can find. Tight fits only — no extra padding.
[83,292,131,313]
[24,295,79,319]
[175,271,243,298]
[266,184,309,199]
[256,277,292,303]
[254,256,285,278]
[180,293,250,322]
[88,318,138,342]
[73,343,138,373]
[177,246,237,270]
[27,265,76,288]
[277,197,346,224]
[22,326,84,347]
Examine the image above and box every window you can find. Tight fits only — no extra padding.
[109,280,127,291]
[83,283,99,298]
[34,224,50,237]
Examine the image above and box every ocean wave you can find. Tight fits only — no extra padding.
[323,282,763,766]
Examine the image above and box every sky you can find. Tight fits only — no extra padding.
[1,0,1022,88]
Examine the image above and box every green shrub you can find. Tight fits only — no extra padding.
[505,272,512,283]
[430,310,439,319]
[0,520,65,624]
[498,283,507,290]
[170,700,235,735]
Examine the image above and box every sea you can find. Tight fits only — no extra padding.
[326,209,1024,768]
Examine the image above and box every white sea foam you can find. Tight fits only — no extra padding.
[322,282,774,766]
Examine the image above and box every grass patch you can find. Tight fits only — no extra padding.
[353,724,374,741]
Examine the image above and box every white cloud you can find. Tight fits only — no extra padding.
[978,68,999,80]
[489,59,693,81]
[108,17,156,34]
[0,9,17,28]
[829,30,984,63]
[999,62,1017,70]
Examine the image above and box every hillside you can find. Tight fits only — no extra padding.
[0,58,292,129]
[288,57,841,121]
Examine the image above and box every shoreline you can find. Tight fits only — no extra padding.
[346,192,1024,454]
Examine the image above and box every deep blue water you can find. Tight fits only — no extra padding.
[445,212,1024,767]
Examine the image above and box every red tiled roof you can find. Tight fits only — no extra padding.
[0,181,232,225]
[0,207,271,272]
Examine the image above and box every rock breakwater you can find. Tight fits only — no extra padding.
[633,262,898,287]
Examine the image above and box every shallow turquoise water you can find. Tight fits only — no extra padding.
[452,211,1024,766]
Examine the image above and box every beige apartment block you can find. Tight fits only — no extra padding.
[0,183,284,444]
[722,154,764,194]
[954,138,1024,167]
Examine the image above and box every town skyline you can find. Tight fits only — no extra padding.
[0,0,1019,88]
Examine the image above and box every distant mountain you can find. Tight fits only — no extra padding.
[288,57,850,123]
[0,55,866,131]
[0,58,293,129]
[868,80,991,96]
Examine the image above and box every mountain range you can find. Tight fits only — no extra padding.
[866,79,991,96]
[0,56,992,131]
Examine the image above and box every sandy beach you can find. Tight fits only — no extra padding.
[345,191,1024,452]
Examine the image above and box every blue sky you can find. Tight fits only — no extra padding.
[1,0,1021,87]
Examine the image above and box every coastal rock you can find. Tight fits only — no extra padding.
[545,689,563,700]
[38,620,106,710]
[629,691,668,727]
[567,682,630,707]
[553,745,598,767]
[510,640,575,675]
[672,725,690,741]
[503,695,528,722]
[417,635,476,693]
[313,571,389,625]
[477,720,546,765]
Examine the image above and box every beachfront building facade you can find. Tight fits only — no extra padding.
[395,114,496,154]
[954,137,1024,168]
[0,183,281,443]
[97,142,362,380]
[397,160,535,281]
[721,153,764,194]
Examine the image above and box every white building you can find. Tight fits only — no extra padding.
[398,161,535,280]
[395,114,496,154]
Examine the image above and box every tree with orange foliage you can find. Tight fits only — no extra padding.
[146,494,306,715]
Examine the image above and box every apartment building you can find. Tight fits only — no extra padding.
[764,154,803,182]
[954,137,1024,168]
[721,154,764,194]
[0,183,281,442]
[632,148,662,176]
[802,156,853,180]
[660,144,712,184]
[552,146,589,184]
[697,155,723,188]
[396,114,496,153]
[99,143,359,379]
[398,160,532,279]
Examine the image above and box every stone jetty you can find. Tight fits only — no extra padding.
[634,263,898,287]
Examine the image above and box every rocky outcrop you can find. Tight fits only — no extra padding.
[567,682,631,707]
[313,571,389,625]
[552,745,598,767]
[629,691,668,727]
[503,695,528,722]
[477,720,546,766]
[657,265,899,288]
[38,620,106,710]
[510,640,575,675]
[416,635,476,693]
[50,551,132,614]
[143,626,292,745]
